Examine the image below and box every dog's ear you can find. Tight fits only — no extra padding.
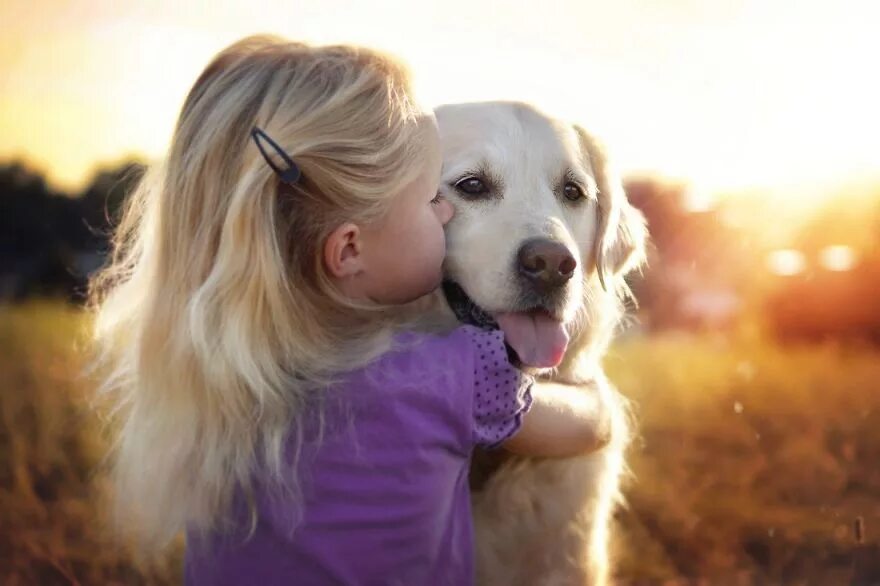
[574,125,647,289]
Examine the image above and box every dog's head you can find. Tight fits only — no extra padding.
[435,101,646,369]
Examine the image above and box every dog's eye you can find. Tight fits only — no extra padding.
[454,177,489,197]
[563,182,585,201]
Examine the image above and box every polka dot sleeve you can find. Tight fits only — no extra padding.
[463,327,534,450]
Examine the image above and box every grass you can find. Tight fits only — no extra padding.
[1,302,878,584]
[606,331,880,584]
[0,302,180,585]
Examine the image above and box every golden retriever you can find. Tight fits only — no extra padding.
[432,101,647,585]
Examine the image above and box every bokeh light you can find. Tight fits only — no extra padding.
[766,249,807,276]
[819,245,857,271]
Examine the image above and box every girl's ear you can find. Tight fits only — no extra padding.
[323,222,365,279]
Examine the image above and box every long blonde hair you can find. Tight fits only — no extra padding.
[87,35,428,551]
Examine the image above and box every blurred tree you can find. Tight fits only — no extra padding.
[625,178,753,332]
[0,159,144,302]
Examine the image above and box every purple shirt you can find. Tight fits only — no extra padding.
[185,326,533,586]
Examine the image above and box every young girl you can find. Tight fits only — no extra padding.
[88,35,611,585]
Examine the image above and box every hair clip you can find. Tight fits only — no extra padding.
[251,126,302,184]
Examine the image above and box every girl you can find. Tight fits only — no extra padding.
[88,35,611,585]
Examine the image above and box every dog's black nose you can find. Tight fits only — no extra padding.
[517,238,577,289]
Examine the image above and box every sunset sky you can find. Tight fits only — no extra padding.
[1,0,878,197]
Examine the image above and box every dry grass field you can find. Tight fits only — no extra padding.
[1,302,878,585]
[607,331,880,584]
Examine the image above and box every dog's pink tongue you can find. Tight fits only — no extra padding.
[495,312,569,368]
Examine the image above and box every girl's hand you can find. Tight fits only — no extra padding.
[502,381,612,458]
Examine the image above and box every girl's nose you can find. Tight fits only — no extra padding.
[437,196,454,225]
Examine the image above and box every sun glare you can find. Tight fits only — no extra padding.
[1,1,879,195]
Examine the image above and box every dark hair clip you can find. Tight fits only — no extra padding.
[251,126,302,184]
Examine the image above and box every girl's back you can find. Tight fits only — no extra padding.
[186,327,531,585]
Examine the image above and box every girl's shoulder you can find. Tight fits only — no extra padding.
[378,325,532,450]
[388,324,508,366]
[357,325,509,397]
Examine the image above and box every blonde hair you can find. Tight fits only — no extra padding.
[87,35,429,551]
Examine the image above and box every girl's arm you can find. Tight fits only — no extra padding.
[502,381,612,458]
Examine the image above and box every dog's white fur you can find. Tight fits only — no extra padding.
[432,102,647,585]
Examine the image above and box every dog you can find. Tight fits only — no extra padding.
[432,101,647,585]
